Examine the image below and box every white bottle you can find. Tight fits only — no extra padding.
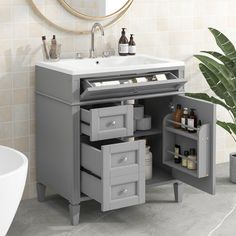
[145,146,153,180]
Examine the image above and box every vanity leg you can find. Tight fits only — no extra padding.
[36,182,46,202]
[173,182,183,203]
[69,203,80,226]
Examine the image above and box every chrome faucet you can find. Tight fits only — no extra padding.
[90,23,105,58]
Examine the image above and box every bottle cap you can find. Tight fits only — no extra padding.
[177,104,182,109]
[53,35,56,39]
[42,36,46,40]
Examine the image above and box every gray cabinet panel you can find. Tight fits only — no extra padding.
[163,95,216,194]
[81,105,133,141]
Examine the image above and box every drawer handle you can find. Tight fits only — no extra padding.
[111,121,116,126]
[119,189,128,195]
[120,157,128,163]
[108,121,116,127]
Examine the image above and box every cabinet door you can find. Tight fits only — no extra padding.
[163,95,216,194]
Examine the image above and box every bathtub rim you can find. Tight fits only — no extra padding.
[0,145,28,179]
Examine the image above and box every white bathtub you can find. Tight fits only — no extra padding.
[0,146,28,236]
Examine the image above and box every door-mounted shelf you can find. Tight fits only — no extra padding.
[163,114,210,178]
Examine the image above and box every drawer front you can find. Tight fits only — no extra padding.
[102,140,146,179]
[81,140,145,179]
[90,105,133,141]
[100,115,125,131]
[111,150,137,168]
[81,171,145,212]
[111,182,137,200]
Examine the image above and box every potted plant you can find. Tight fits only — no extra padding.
[186,28,236,183]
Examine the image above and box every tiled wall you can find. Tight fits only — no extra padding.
[0,0,235,199]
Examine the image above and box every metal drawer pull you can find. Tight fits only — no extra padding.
[120,157,128,163]
[119,189,128,195]
[108,121,116,127]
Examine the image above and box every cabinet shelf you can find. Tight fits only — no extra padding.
[163,114,210,179]
[165,126,198,140]
[163,159,198,178]
[133,128,162,138]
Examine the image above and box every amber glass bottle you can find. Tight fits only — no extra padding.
[118,28,129,56]
[188,108,197,133]
[173,104,182,129]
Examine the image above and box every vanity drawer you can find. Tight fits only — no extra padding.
[81,105,133,141]
[81,139,145,211]
[81,140,145,178]
[81,171,145,211]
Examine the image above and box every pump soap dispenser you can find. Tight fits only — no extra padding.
[118,28,129,56]
[129,34,136,55]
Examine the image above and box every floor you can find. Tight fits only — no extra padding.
[8,163,236,236]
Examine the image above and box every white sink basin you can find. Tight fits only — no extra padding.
[37,54,184,75]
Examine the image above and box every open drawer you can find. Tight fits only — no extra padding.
[80,72,187,101]
[162,95,216,195]
[81,139,145,211]
[81,104,133,141]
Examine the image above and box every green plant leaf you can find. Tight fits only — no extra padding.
[202,51,235,69]
[217,120,232,135]
[209,28,236,63]
[228,123,236,136]
[198,63,235,108]
[195,54,235,90]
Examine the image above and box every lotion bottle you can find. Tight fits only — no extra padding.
[118,28,129,56]
[128,34,136,55]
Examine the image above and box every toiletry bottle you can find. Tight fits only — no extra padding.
[174,144,181,164]
[188,108,197,133]
[187,148,197,170]
[173,104,182,129]
[42,36,49,60]
[181,107,188,131]
[49,35,57,59]
[119,28,129,56]
[182,150,189,168]
[128,34,136,55]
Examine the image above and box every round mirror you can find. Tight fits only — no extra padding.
[58,0,133,20]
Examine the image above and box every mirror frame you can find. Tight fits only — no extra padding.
[28,0,133,35]
[58,0,133,20]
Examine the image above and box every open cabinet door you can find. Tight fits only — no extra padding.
[163,95,216,194]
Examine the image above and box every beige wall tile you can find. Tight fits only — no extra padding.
[0,106,12,122]
[13,88,29,104]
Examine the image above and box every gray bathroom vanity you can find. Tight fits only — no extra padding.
[35,55,216,225]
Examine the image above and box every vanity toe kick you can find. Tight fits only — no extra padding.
[81,140,145,211]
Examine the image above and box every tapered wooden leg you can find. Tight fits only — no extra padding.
[37,182,46,202]
[69,203,80,226]
[173,182,183,202]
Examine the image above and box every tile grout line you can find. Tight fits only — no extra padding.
[208,203,236,236]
